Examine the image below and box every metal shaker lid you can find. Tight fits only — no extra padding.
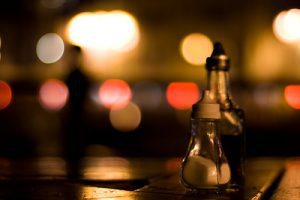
[206,42,230,71]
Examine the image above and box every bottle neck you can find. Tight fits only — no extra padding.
[191,118,218,138]
[207,70,234,109]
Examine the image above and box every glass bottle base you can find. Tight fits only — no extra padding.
[184,184,228,195]
[225,184,245,193]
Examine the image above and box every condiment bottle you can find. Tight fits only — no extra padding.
[180,90,231,192]
[206,42,245,191]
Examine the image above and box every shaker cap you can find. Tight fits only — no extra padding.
[192,90,221,119]
[206,42,230,71]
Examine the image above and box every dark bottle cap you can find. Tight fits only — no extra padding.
[206,42,230,71]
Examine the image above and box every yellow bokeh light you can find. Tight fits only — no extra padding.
[246,32,285,81]
[66,10,139,52]
[109,102,141,132]
[180,33,213,66]
[273,9,300,43]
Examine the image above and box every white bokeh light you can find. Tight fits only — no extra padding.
[36,33,65,64]
[66,10,139,52]
[273,9,300,43]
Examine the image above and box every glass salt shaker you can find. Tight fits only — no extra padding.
[180,90,231,192]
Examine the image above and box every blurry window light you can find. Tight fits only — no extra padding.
[132,82,163,110]
[0,81,13,110]
[180,33,213,66]
[109,102,141,132]
[66,10,139,53]
[166,82,200,110]
[284,85,300,109]
[39,79,69,111]
[273,9,300,44]
[36,33,65,64]
[98,79,131,110]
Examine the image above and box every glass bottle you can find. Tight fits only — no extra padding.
[180,90,231,192]
[206,42,245,191]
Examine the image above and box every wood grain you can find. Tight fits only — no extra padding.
[0,157,285,199]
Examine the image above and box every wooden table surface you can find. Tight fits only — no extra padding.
[0,157,291,199]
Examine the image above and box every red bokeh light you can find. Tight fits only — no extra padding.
[166,82,200,110]
[0,81,13,110]
[98,79,131,110]
[284,85,300,109]
[39,79,69,111]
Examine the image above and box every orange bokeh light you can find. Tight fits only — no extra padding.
[284,85,300,109]
[39,79,69,111]
[98,79,131,110]
[166,82,200,110]
[0,81,13,110]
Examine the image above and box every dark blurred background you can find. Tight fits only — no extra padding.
[0,0,300,159]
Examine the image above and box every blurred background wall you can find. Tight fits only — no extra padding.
[0,0,300,158]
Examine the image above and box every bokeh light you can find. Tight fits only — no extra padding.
[39,79,69,111]
[36,33,65,64]
[180,33,213,66]
[253,84,281,107]
[284,85,300,109]
[109,102,141,132]
[132,82,163,110]
[166,82,200,110]
[273,9,300,43]
[246,33,285,81]
[0,81,13,110]
[66,10,139,52]
[99,79,131,110]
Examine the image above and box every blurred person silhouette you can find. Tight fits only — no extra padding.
[64,45,90,178]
